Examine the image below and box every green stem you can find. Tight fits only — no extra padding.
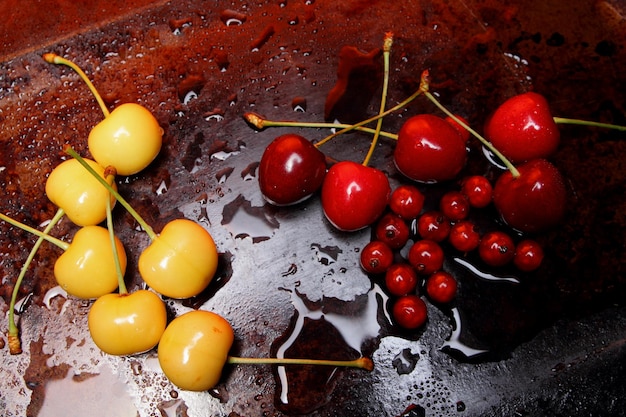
[7,208,65,354]
[422,89,520,178]
[242,113,398,139]
[226,355,374,371]
[553,116,626,131]
[106,191,127,295]
[64,147,157,240]
[43,53,110,118]
[363,32,393,167]
[0,212,69,250]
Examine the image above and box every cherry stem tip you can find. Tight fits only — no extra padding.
[226,356,374,371]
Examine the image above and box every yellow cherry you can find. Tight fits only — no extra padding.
[54,225,126,299]
[138,219,219,299]
[157,310,234,391]
[88,103,163,176]
[88,289,167,356]
[45,158,117,226]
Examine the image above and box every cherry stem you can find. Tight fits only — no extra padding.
[226,355,374,371]
[7,208,65,355]
[43,53,110,118]
[105,182,127,295]
[420,82,520,178]
[553,116,626,132]
[64,147,157,240]
[0,212,69,250]
[363,32,393,167]
[242,112,398,140]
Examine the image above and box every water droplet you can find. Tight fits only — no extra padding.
[291,96,307,112]
[392,348,420,375]
[251,25,275,52]
[310,243,342,265]
[220,9,247,26]
[204,108,225,122]
[221,195,279,242]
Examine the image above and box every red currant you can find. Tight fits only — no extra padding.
[416,211,451,242]
[448,220,481,252]
[385,263,418,296]
[375,212,410,250]
[514,239,544,272]
[460,175,493,208]
[439,191,470,221]
[407,239,444,275]
[478,231,515,267]
[426,271,457,304]
[392,295,428,329]
[360,241,394,275]
[389,185,425,220]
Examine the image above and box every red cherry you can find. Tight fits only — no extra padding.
[360,241,394,275]
[460,175,493,208]
[416,211,451,242]
[385,263,418,296]
[426,271,457,304]
[448,220,481,252]
[375,212,410,249]
[389,185,425,220]
[493,159,567,233]
[321,161,391,231]
[439,191,470,221]
[392,295,428,329]
[478,231,515,267]
[258,134,327,206]
[407,239,444,275]
[514,239,544,272]
[484,92,560,164]
[394,114,467,183]
[445,114,471,143]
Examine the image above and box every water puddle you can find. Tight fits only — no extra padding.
[221,195,279,242]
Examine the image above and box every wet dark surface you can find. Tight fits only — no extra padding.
[1,0,626,416]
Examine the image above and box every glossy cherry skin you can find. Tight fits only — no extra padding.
[484,92,560,164]
[394,114,467,183]
[321,161,391,231]
[445,115,471,143]
[407,239,444,275]
[478,231,515,267]
[448,220,481,252]
[514,239,544,272]
[461,175,493,208]
[426,271,457,304]
[439,191,470,221]
[375,212,410,249]
[416,211,451,242]
[258,134,327,206]
[360,240,394,275]
[493,159,567,233]
[385,263,418,296]
[389,185,425,220]
[392,295,428,329]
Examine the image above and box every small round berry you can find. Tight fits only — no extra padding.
[392,295,428,329]
[375,213,410,250]
[360,241,394,275]
[416,211,451,242]
[439,191,470,221]
[426,271,457,304]
[407,239,444,275]
[461,175,493,208]
[448,220,481,252]
[389,185,425,220]
[478,231,515,267]
[514,239,544,272]
[385,263,418,296]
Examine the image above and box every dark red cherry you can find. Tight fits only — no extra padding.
[478,231,515,267]
[493,159,567,233]
[321,161,391,231]
[392,295,428,329]
[360,241,394,275]
[460,175,493,208]
[445,114,471,143]
[385,263,418,296]
[389,185,425,220]
[416,211,451,242]
[514,239,544,272]
[484,92,560,164]
[375,212,410,249]
[258,133,327,206]
[394,114,467,183]
[426,271,457,304]
[407,239,444,275]
[439,191,470,221]
[448,220,481,252]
